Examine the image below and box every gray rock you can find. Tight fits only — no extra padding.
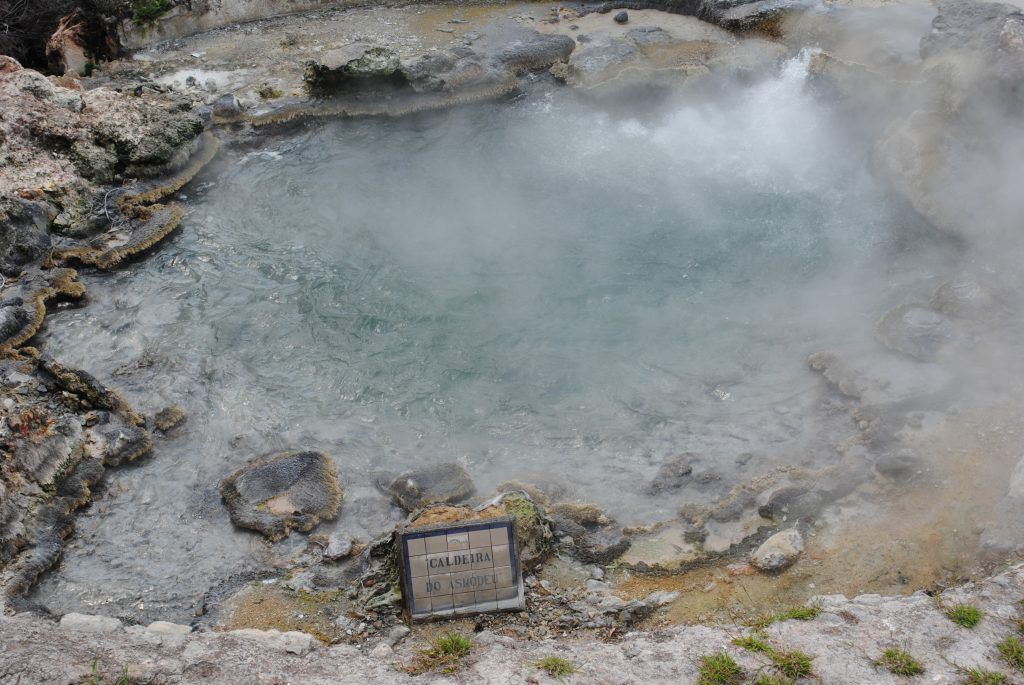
[219,450,342,541]
[614,10,630,23]
[284,570,315,592]
[59,613,123,633]
[212,93,243,118]
[146,621,191,635]
[0,200,53,277]
[229,629,316,655]
[627,26,673,46]
[493,32,576,75]
[384,624,410,647]
[750,528,804,572]
[304,45,403,90]
[569,40,638,76]
[874,304,956,361]
[648,453,694,494]
[980,454,1024,559]
[875,450,923,482]
[758,486,825,522]
[384,462,474,512]
[324,533,354,561]
[645,590,680,607]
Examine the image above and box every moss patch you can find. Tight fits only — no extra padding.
[876,648,924,676]
[696,653,745,685]
[945,603,983,629]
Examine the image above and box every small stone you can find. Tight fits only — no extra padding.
[146,621,191,635]
[751,529,804,572]
[370,642,393,658]
[212,93,243,118]
[614,10,629,23]
[59,613,123,633]
[385,624,411,647]
[154,405,186,432]
[324,533,354,561]
[284,570,315,592]
[645,590,679,607]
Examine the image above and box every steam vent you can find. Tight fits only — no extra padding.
[2,0,1024,682]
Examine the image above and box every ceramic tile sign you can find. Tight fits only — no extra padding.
[397,515,525,620]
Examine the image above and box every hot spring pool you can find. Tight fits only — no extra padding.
[33,54,958,620]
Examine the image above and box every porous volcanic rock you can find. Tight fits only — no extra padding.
[384,463,474,512]
[750,528,804,572]
[219,450,342,541]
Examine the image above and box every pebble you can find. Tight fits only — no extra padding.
[614,10,629,23]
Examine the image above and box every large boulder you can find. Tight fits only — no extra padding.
[220,450,342,541]
[382,463,474,512]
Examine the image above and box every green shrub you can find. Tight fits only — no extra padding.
[131,0,169,26]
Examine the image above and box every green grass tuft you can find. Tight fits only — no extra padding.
[86,659,131,685]
[770,649,814,680]
[403,631,473,675]
[532,655,577,679]
[998,635,1024,672]
[751,605,822,630]
[963,668,1007,685]
[946,604,984,629]
[753,676,794,685]
[732,635,773,654]
[697,652,745,685]
[876,648,924,676]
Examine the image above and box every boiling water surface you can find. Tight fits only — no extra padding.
[35,56,955,620]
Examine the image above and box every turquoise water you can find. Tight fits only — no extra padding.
[34,57,955,620]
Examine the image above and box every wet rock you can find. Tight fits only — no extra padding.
[304,45,404,91]
[493,32,576,75]
[875,450,923,482]
[154,405,187,432]
[808,347,953,407]
[384,463,474,512]
[568,40,638,80]
[750,528,803,572]
[647,453,694,494]
[0,199,53,277]
[626,26,673,45]
[614,10,630,23]
[212,93,243,118]
[550,502,630,564]
[59,613,122,633]
[219,450,342,541]
[758,486,824,522]
[931,275,1000,321]
[711,0,812,31]
[874,304,956,361]
[93,421,153,466]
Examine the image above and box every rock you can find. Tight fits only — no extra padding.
[212,93,243,118]
[493,32,576,75]
[551,504,630,564]
[229,629,316,655]
[614,10,629,23]
[146,621,191,635]
[875,450,923,482]
[59,613,123,633]
[710,0,812,31]
[626,26,672,45]
[154,405,186,432]
[980,454,1024,560]
[284,570,315,592]
[758,486,824,522]
[568,40,638,82]
[384,463,474,512]
[931,275,1000,320]
[219,450,342,541]
[0,199,52,277]
[644,590,679,607]
[808,347,953,407]
[384,624,410,647]
[751,529,804,572]
[648,453,694,494]
[304,45,404,91]
[324,533,354,561]
[369,642,393,659]
[874,304,956,361]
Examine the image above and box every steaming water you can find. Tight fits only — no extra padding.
[34,55,956,620]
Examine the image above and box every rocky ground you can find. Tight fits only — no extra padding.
[3,0,1024,681]
[2,563,1023,683]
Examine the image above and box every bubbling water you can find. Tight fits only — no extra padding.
[34,55,956,621]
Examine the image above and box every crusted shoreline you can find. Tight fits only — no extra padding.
[2,0,1024,681]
